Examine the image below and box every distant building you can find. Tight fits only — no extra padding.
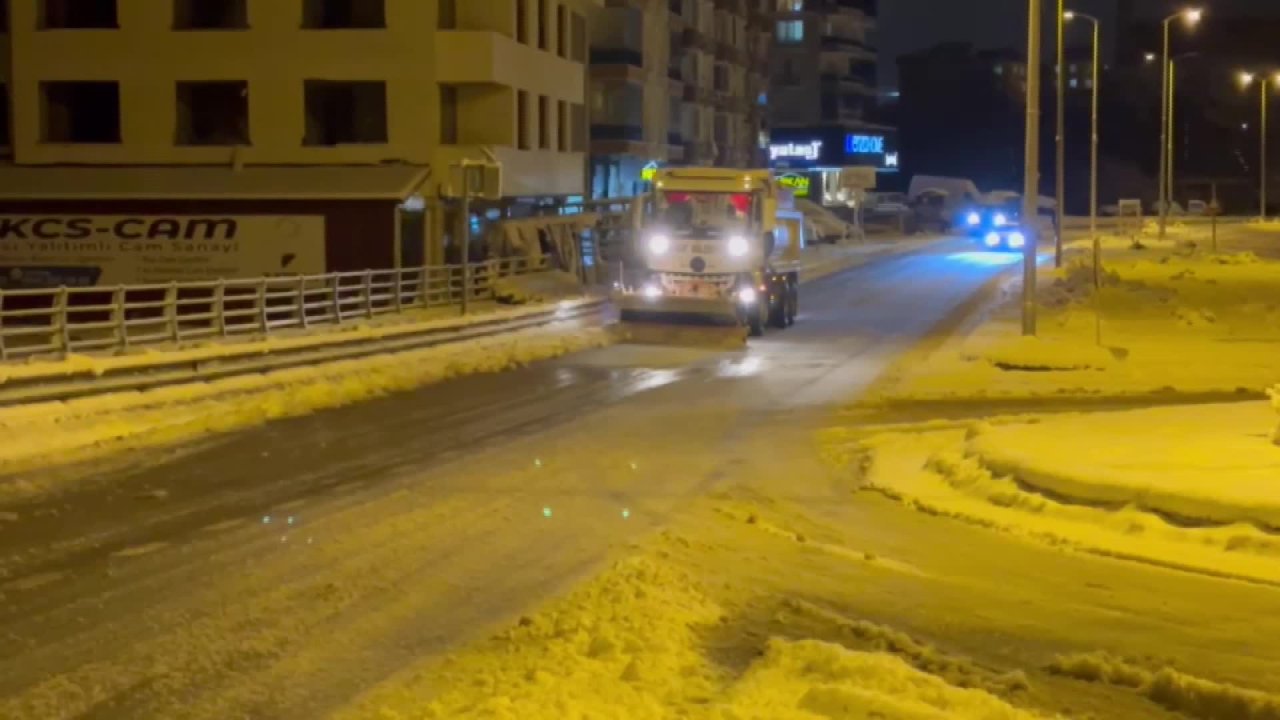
[0,0,600,287]
[587,0,772,199]
[767,0,897,205]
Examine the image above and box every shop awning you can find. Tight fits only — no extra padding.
[0,164,432,201]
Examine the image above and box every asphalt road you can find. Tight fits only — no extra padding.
[6,241,1272,718]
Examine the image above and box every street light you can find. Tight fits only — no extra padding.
[1158,7,1203,239]
[1065,10,1101,289]
[1022,0,1042,336]
[1238,70,1280,220]
[1165,52,1202,214]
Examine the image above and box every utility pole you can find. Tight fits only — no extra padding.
[1023,0,1042,336]
[1054,0,1066,268]
[1167,61,1176,212]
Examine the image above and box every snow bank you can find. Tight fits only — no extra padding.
[968,403,1280,530]
[0,323,612,500]
[1049,651,1280,720]
[1270,386,1280,445]
[879,247,1280,402]
[341,550,1048,719]
[848,427,1280,586]
[492,270,584,305]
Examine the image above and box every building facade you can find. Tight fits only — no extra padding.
[0,0,599,285]
[587,0,772,199]
[767,0,896,203]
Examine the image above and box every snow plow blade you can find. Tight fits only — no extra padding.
[613,294,748,348]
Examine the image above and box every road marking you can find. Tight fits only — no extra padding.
[2,571,65,591]
[112,542,170,558]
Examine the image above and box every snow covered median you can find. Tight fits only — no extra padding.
[876,240,1280,403]
[839,413,1280,586]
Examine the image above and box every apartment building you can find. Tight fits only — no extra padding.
[0,0,597,288]
[768,0,896,204]
[587,0,771,199]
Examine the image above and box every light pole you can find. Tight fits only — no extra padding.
[1022,0,1042,337]
[1065,10,1100,288]
[1157,8,1203,239]
[1239,71,1280,220]
[1166,53,1201,213]
[1054,0,1066,268]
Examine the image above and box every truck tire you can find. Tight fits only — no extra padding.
[749,300,767,337]
[786,280,799,326]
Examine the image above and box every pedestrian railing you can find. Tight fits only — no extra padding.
[0,255,552,362]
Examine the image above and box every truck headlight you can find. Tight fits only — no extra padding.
[643,284,662,299]
[648,234,670,255]
[737,286,758,304]
[1007,231,1026,249]
[994,213,1009,227]
[984,232,1001,247]
[727,235,749,257]
[966,212,981,226]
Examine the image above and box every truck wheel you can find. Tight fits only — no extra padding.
[786,283,799,326]
[768,289,787,328]
[749,301,767,337]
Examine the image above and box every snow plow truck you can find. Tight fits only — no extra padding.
[614,167,806,339]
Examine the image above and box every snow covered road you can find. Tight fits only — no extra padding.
[2,240,1276,718]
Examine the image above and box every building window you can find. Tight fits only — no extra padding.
[440,85,458,144]
[176,81,248,145]
[775,20,802,43]
[302,0,384,29]
[556,5,567,58]
[570,102,585,152]
[557,100,568,152]
[439,0,455,29]
[777,1,803,12]
[40,0,118,29]
[537,0,548,50]
[41,81,121,143]
[0,84,9,150]
[570,12,585,62]
[0,1,8,32]
[516,0,527,43]
[303,81,387,145]
[538,95,550,149]
[517,90,530,149]
[174,0,248,29]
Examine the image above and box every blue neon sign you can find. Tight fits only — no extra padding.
[845,134,885,155]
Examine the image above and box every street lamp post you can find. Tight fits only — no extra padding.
[1158,8,1203,239]
[1239,71,1280,220]
[1065,10,1101,288]
[1055,0,1066,268]
[1022,0,1042,337]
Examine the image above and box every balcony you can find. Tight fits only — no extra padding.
[589,48,643,67]
[681,27,713,52]
[820,35,875,56]
[591,124,643,142]
[682,84,712,104]
[435,31,583,93]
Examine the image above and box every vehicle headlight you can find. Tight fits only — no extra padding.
[984,232,1001,247]
[648,234,671,255]
[737,286,758,304]
[643,284,662,298]
[1007,231,1026,249]
[994,213,1009,227]
[727,235,749,257]
[966,212,981,226]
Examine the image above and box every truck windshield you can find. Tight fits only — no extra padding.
[656,192,753,231]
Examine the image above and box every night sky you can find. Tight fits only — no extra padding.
[879,0,1280,85]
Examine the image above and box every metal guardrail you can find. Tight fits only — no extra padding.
[0,255,551,362]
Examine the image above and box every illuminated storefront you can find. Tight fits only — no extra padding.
[767,127,899,207]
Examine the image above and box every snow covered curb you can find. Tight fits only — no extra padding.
[1271,385,1280,445]
[835,423,1280,587]
[798,238,935,283]
[0,321,611,499]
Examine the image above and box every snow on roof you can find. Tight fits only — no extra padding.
[0,164,432,201]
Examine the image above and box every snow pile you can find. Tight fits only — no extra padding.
[343,550,1048,719]
[967,403,1280,530]
[1049,651,1280,720]
[0,323,612,498]
[492,270,585,305]
[850,426,1280,586]
[880,246,1280,401]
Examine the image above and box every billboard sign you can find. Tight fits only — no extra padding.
[0,215,326,288]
